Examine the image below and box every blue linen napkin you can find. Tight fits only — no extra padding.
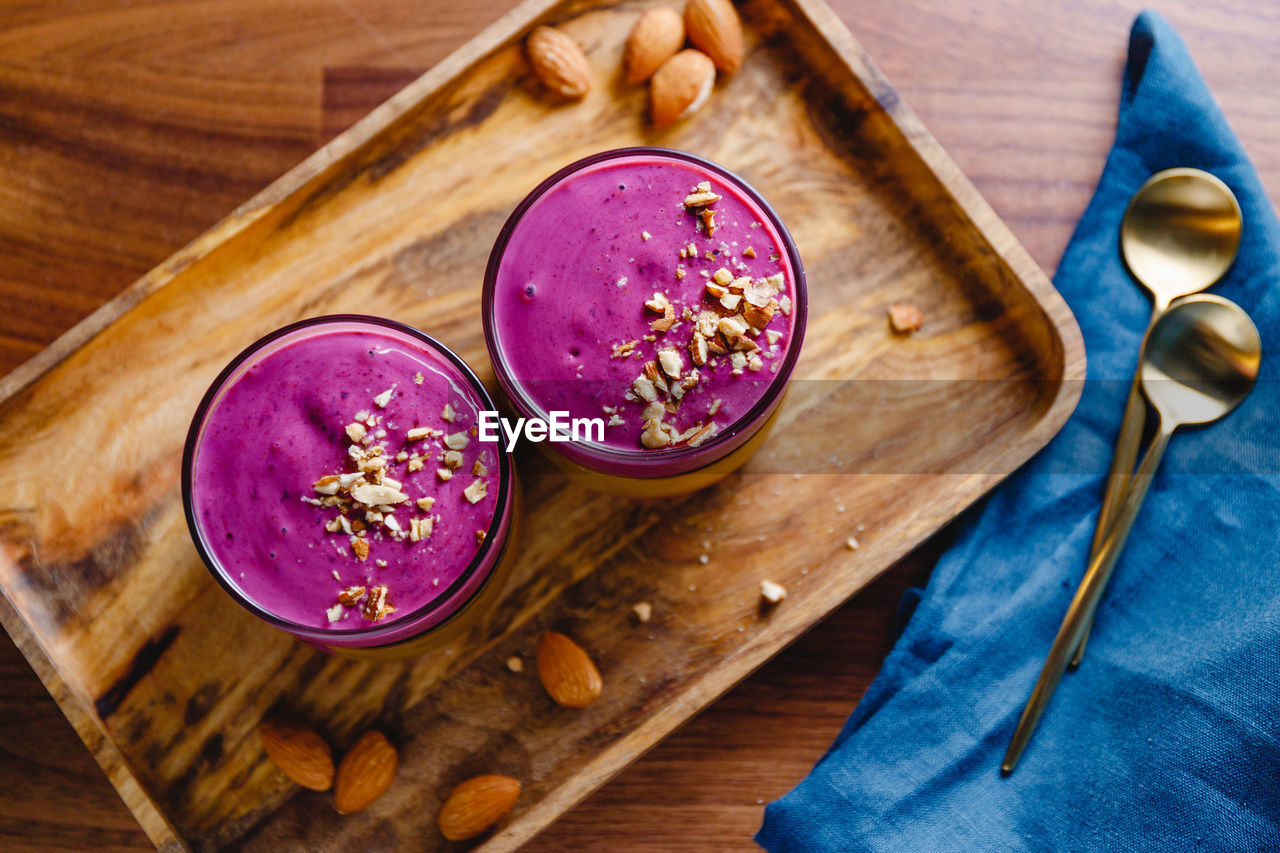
[757,11,1280,851]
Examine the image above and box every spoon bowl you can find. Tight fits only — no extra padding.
[1122,169,1244,308]
[1142,294,1261,427]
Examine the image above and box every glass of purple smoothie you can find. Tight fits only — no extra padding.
[483,148,806,497]
[183,316,518,659]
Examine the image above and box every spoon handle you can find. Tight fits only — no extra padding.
[1071,371,1148,667]
[1002,424,1173,774]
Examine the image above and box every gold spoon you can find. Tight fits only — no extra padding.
[1003,294,1261,774]
[1073,169,1242,667]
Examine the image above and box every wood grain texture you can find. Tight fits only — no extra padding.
[0,0,1275,850]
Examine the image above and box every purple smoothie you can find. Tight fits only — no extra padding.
[488,150,800,460]
[188,320,501,632]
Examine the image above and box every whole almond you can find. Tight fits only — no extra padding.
[650,49,716,128]
[685,0,745,73]
[333,730,398,814]
[437,774,522,841]
[624,7,686,84]
[526,25,591,98]
[258,719,334,792]
[536,631,603,708]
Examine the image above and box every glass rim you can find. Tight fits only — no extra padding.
[181,314,514,639]
[481,146,808,471]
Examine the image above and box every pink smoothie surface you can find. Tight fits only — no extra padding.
[490,153,798,452]
[190,323,499,630]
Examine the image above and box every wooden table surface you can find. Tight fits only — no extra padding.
[2,1,1277,849]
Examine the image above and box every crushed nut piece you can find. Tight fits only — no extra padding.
[645,292,671,314]
[888,303,924,333]
[760,580,787,604]
[441,403,456,423]
[417,496,436,511]
[338,586,367,606]
[350,484,409,506]
[683,182,722,208]
[845,536,860,551]
[373,387,395,408]
[612,340,638,359]
[406,427,431,441]
[413,372,424,385]
[463,479,488,504]
[641,230,652,241]
[641,418,671,448]
[657,348,683,378]
[437,467,453,482]
[744,246,756,258]
[699,208,717,236]
[476,529,487,545]
[443,450,464,470]
[345,422,367,443]
[352,538,370,562]
[326,604,344,623]
[362,585,394,621]
[410,516,434,542]
[444,431,469,450]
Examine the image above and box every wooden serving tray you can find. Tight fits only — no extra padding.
[0,0,1084,848]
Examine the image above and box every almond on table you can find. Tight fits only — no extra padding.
[258,720,334,792]
[526,25,591,98]
[537,631,604,708]
[624,6,685,83]
[438,774,522,841]
[334,731,398,814]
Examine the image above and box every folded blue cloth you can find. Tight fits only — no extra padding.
[758,11,1280,851]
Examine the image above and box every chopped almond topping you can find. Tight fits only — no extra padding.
[699,208,717,236]
[350,484,409,506]
[473,459,488,477]
[395,450,409,463]
[417,496,436,511]
[743,246,756,258]
[657,348,683,378]
[413,372,424,385]
[705,281,728,300]
[383,514,402,533]
[338,586,366,606]
[314,476,342,496]
[650,304,677,333]
[407,455,425,473]
[324,517,343,533]
[633,375,658,402]
[719,315,749,338]
[437,467,453,482]
[747,353,764,372]
[766,330,783,346]
[690,334,709,366]
[642,360,669,395]
[611,340,639,359]
[641,230,652,241]
[675,268,686,280]
[362,585,394,621]
[683,182,721,208]
[779,295,792,316]
[645,292,672,314]
[443,450,464,470]
[686,422,715,447]
[712,267,733,286]
[406,427,431,441]
[463,479,488,504]
[326,604,344,623]
[441,403,456,423]
[409,516,434,542]
[708,398,722,415]
[476,529,487,545]
[443,431,469,450]
[641,418,671,448]
[345,422,367,443]
[373,387,394,408]
[730,351,748,373]
[742,300,775,330]
[352,538,370,562]
[719,293,742,311]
